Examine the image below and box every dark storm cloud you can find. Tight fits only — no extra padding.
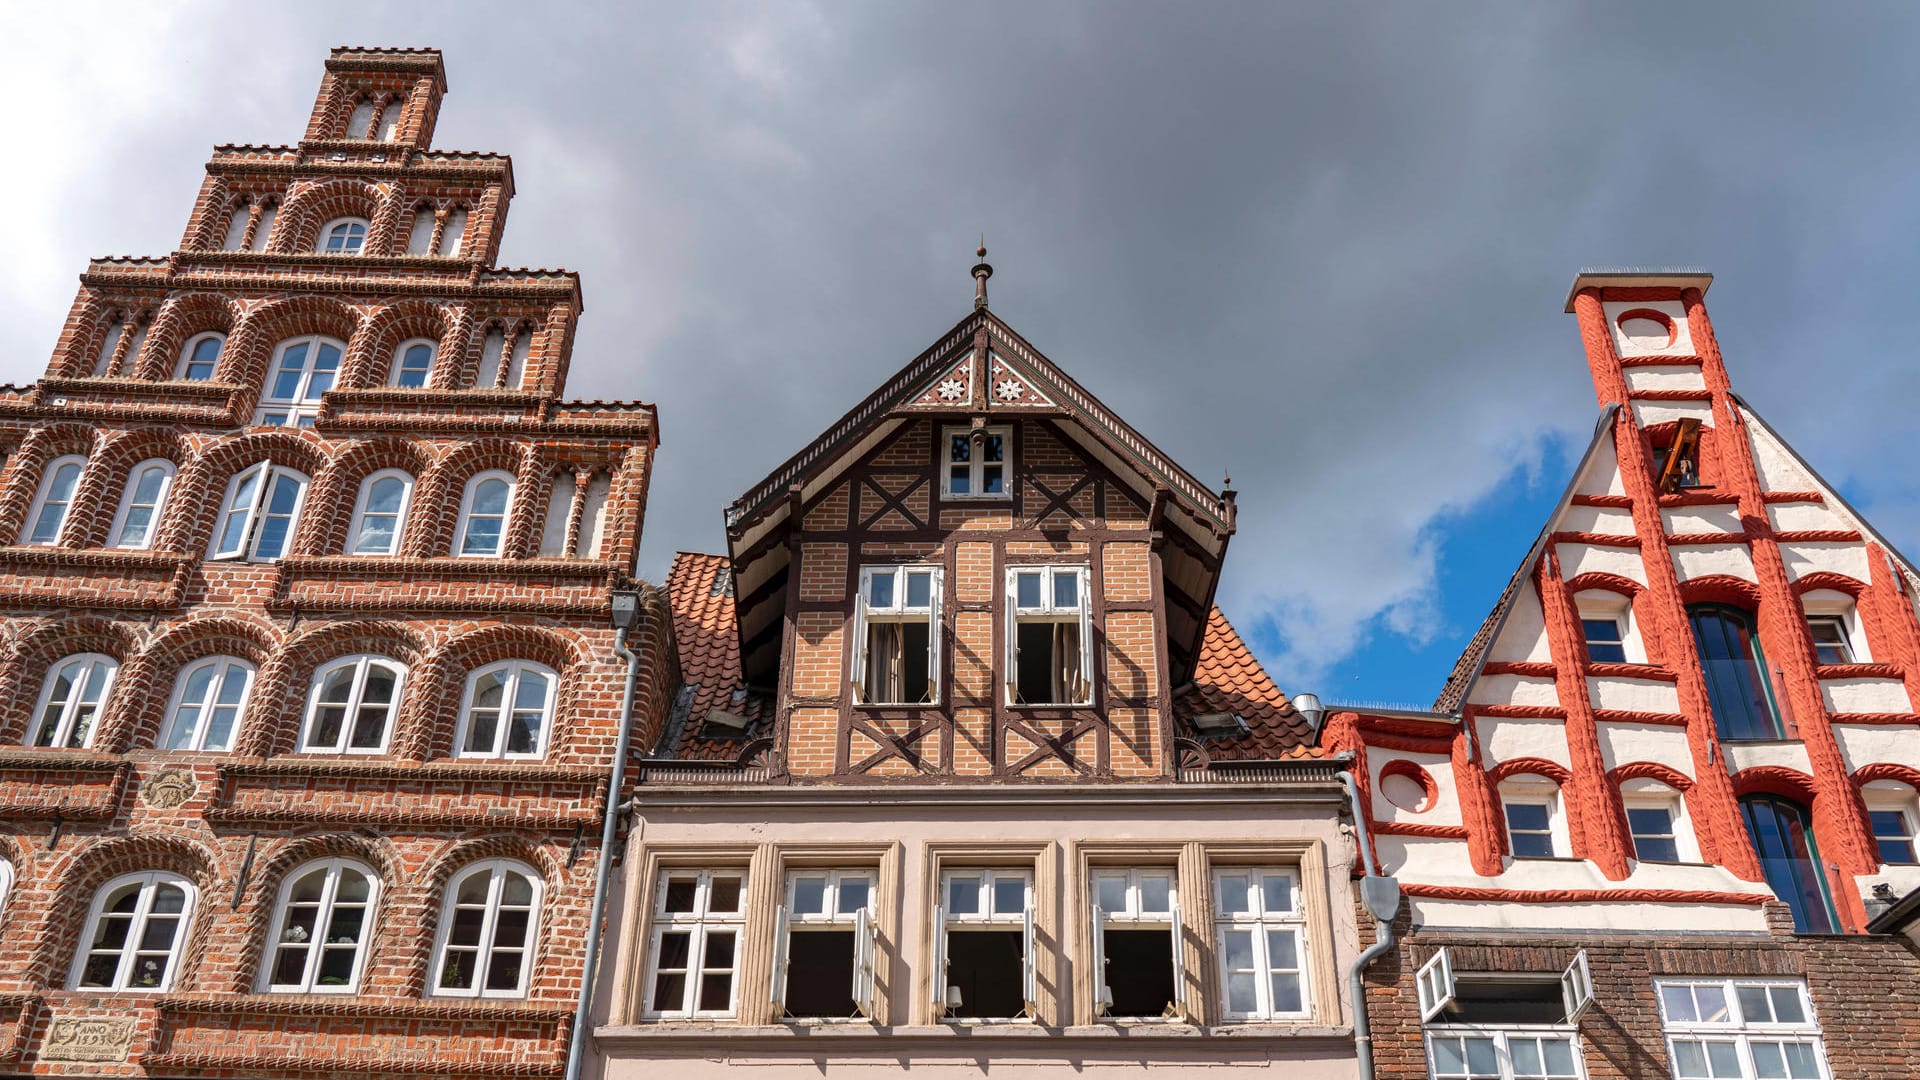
[5,2,1919,684]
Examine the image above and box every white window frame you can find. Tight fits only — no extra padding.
[941,423,1011,500]
[1500,779,1569,860]
[455,470,516,558]
[454,660,557,760]
[1089,868,1183,1019]
[24,454,87,547]
[0,859,11,922]
[771,869,878,1020]
[316,216,370,256]
[1212,867,1310,1021]
[108,458,176,550]
[175,330,225,381]
[390,338,436,388]
[644,868,748,1019]
[298,655,405,755]
[1574,591,1642,665]
[159,656,255,752]
[1799,591,1867,666]
[1005,565,1094,706]
[255,334,345,428]
[260,858,379,994]
[69,871,197,992]
[430,860,543,999]
[209,462,310,561]
[1622,779,1699,864]
[1423,1026,1588,1080]
[933,869,1036,1021]
[345,469,414,556]
[29,653,118,750]
[1863,780,1920,866]
[1655,978,1832,1080]
[852,565,942,705]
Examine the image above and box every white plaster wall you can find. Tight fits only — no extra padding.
[1371,752,1461,827]
[1671,543,1756,583]
[1856,867,1920,906]
[1586,677,1681,714]
[1725,741,1814,776]
[1744,417,1817,492]
[1603,299,1694,357]
[1412,898,1768,933]
[1373,834,1474,882]
[1558,542,1648,585]
[1476,717,1573,771]
[1833,723,1920,772]
[1467,674,1560,709]
[1563,506,1637,536]
[1488,581,1552,663]
[1631,400,1715,430]
[1767,501,1844,533]
[1820,678,1913,714]
[1622,364,1708,392]
[1574,435,1625,497]
[1780,541,1869,583]
[1491,857,1611,892]
[1598,722,1695,774]
[1662,505,1743,535]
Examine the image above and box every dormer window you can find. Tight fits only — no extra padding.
[944,425,1010,499]
[317,218,369,256]
[1006,566,1092,706]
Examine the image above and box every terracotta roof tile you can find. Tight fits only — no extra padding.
[1175,607,1325,760]
[661,552,769,759]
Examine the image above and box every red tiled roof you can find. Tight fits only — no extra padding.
[662,552,768,758]
[1175,607,1324,759]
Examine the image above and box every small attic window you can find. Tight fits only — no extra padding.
[1651,417,1703,493]
[1191,711,1247,739]
[702,689,754,738]
[1615,309,1676,351]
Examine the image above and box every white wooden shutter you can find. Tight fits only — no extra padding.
[1561,948,1593,1023]
[1005,568,1021,704]
[1021,896,1038,1018]
[852,905,877,1019]
[851,573,871,703]
[927,568,943,703]
[1075,569,1094,703]
[768,905,789,1017]
[1090,903,1111,1016]
[930,904,948,1017]
[1416,947,1454,1022]
[1167,893,1187,1018]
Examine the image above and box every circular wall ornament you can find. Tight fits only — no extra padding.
[142,768,198,809]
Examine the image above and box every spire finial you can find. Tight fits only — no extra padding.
[972,235,993,310]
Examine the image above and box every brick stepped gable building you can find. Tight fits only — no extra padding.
[1332,272,1920,1079]
[591,258,1367,1080]
[0,48,669,1078]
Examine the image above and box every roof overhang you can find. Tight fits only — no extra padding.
[1564,267,1714,312]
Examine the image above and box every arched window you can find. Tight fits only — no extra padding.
[1740,795,1838,933]
[1688,604,1783,740]
[108,459,176,550]
[221,205,250,250]
[160,656,254,752]
[538,473,576,557]
[256,334,345,428]
[437,208,468,257]
[263,859,378,993]
[29,653,118,749]
[477,327,506,387]
[24,455,87,546]
[406,208,436,255]
[432,860,541,998]
[71,871,195,991]
[505,331,530,389]
[391,340,435,389]
[176,331,224,382]
[317,217,369,256]
[347,470,414,556]
[575,474,610,558]
[1498,776,1568,859]
[0,858,11,922]
[249,202,277,253]
[456,471,515,558]
[210,463,309,562]
[300,655,404,754]
[456,661,557,760]
[346,99,377,139]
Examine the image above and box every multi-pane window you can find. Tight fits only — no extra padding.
[24,455,86,546]
[1419,949,1591,1079]
[256,335,344,427]
[433,860,542,998]
[299,655,404,754]
[1865,790,1919,865]
[1090,869,1183,1018]
[456,471,515,557]
[645,869,746,1018]
[1213,868,1308,1020]
[392,339,435,388]
[176,331,224,381]
[1628,801,1682,864]
[943,424,1009,499]
[211,463,309,561]
[264,859,377,993]
[317,217,369,255]
[935,870,1035,1021]
[160,656,254,752]
[1579,616,1627,664]
[1804,616,1853,666]
[1656,979,1830,1080]
[1502,781,1565,859]
[772,870,877,1019]
[71,872,195,991]
[1006,565,1092,706]
[347,470,413,556]
[456,661,556,759]
[1426,1031,1584,1080]
[853,565,940,705]
[29,653,118,749]
[109,459,175,549]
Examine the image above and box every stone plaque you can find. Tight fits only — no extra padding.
[41,1016,137,1062]
[141,768,197,809]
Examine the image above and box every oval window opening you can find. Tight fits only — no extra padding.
[1381,770,1431,813]
[1617,313,1673,350]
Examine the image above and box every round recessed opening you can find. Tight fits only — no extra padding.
[1380,763,1435,813]
[1616,309,1676,351]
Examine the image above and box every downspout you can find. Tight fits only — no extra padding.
[1339,769,1400,1080]
[564,623,643,1080]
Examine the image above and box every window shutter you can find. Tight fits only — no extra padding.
[852,905,877,1019]
[1416,947,1454,1022]
[927,568,943,704]
[768,904,789,1018]
[1021,896,1038,1018]
[1561,948,1593,1023]
[851,575,871,703]
[1090,903,1111,1016]
[1076,570,1095,703]
[1005,568,1020,704]
[1168,893,1187,1018]
[930,904,947,1017]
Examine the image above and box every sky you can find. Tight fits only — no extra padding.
[4,2,1920,708]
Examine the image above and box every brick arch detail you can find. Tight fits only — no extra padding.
[224,832,405,994]
[66,428,193,550]
[1677,574,1765,610]
[243,620,431,758]
[1790,571,1868,599]
[343,298,457,389]
[104,614,282,753]
[269,178,385,256]
[54,295,129,379]
[222,294,365,396]
[1853,762,1920,791]
[162,429,333,555]
[25,832,224,991]
[302,437,438,556]
[0,616,144,745]
[0,423,104,546]
[407,625,587,760]
[412,439,530,558]
[135,293,242,381]
[401,832,566,997]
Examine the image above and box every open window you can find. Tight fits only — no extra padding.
[1006,566,1092,706]
[853,565,940,705]
[1800,590,1867,666]
[934,871,1034,1021]
[1418,948,1455,1022]
[211,462,309,561]
[1090,869,1183,1019]
[770,870,877,1020]
[1653,416,1703,493]
[942,424,1010,499]
[1422,950,1592,1026]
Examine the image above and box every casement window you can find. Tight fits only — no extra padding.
[160,656,254,752]
[1213,868,1308,1020]
[1006,566,1092,706]
[1804,617,1851,665]
[24,455,86,546]
[1655,979,1831,1080]
[934,870,1035,1021]
[1419,948,1592,1079]
[1426,1030,1586,1079]
[853,565,941,705]
[109,459,176,550]
[1500,779,1568,859]
[346,470,413,556]
[438,208,468,257]
[1622,779,1696,864]
[1090,869,1183,1019]
[299,655,404,754]
[256,335,344,428]
[210,462,309,561]
[29,653,118,749]
[1739,796,1838,934]
[432,860,542,998]
[0,859,11,922]
[391,339,436,388]
[1580,616,1627,663]
[317,217,369,255]
[71,872,195,991]
[1653,417,1704,493]
[1863,782,1919,865]
[263,859,377,993]
[1688,604,1784,741]
[456,470,515,557]
[645,869,747,1018]
[455,660,556,759]
[943,424,1009,499]
[771,870,878,1020]
[176,331,224,381]
[1799,591,1866,666]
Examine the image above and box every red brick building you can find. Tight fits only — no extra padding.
[0,48,668,1077]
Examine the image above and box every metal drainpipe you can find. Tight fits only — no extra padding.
[564,623,642,1080]
[1340,769,1396,1080]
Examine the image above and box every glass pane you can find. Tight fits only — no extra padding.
[982,464,1004,494]
[457,872,491,905]
[1770,985,1805,1024]
[317,945,358,985]
[438,947,476,989]
[1542,1038,1575,1074]
[501,873,534,906]
[905,571,932,608]
[289,870,328,903]
[1783,1043,1820,1078]
[1672,1040,1707,1077]
[491,907,530,950]
[949,467,969,495]
[1260,872,1293,913]
[708,876,742,913]
[151,884,185,914]
[992,876,1026,915]
[447,906,485,947]
[1696,984,1729,1023]
[1016,572,1042,609]
[1432,1037,1465,1074]
[698,971,732,1011]
[1511,1037,1542,1075]
[139,915,181,952]
[1506,803,1551,831]
[653,970,686,1010]
[514,671,550,711]
[655,931,691,968]
[949,435,970,463]
[1705,1041,1740,1076]
[485,950,524,992]
[836,877,869,914]
[1268,971,1302,1013]
[704,930,736,968]
[1267,929,1298,968]
[272,944,309,986]
[983,433,1004,462]
[1217,874,1250,915]
[1226,971,1256,1013]
[1465,1037,1497,1074]
[1738,984,1773,1023]
[1095,875,1127,914]
[336,871,371,903]
[662,878,696,913]
[1750,1042,1786,1079]
[1052,571,1078,609]
[947,876,979,915]
[1222,929,1254,970]
[474,478,509,514]
[868,572,895,609]
[1663,984,1699,1022]
[792,876,827,916]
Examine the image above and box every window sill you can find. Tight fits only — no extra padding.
[594,1022,1355,1046]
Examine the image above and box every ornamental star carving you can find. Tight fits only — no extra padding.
[936,377,965,401]
[995,379,1024,402]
